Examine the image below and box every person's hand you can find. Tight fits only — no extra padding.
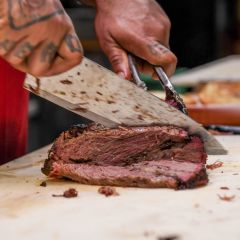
[95,0,177,79]
[0,0,83,76]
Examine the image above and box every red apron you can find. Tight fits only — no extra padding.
[0,59,28,165]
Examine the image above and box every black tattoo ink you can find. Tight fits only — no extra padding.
[0,39,16,53]
[21,0,45,9]
[14,42,33,59]
[65,34,82,53]
[7,0,64,30]
[41,42,57,63]
[148,42,170,56]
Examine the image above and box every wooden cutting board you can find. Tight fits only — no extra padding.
[0,136,240,240]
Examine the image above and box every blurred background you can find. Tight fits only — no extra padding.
[28,0,240,152]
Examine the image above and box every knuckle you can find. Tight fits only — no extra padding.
[0,18,8,30]
[11,57,23,65]
[52,16,70,30]
[30,66,48,77]
[5,56,21,66]
[57,15,73,30]
[0,51,7,57]
[71,52,83,64]
[158,24,168,37]
[109,53,122,66]
[168,53,178,65]
[157,18,171,36]
[163,17,171,30]
[0,38,14,56]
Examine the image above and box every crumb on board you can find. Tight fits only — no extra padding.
[218,194,235,202]
[52,188,78,198]
[40,181,47,187]
[220,187,229,190]
[206,161,223,170]
[60,80,73,85]
[157,235,180,240]
[143,231,155,237]
[98,186,119,197]
[194,203,200,208]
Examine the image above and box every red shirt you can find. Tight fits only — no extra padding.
[0,59,28,165]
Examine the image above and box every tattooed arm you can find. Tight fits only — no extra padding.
[0,0,83,76]
[94,0,177,79]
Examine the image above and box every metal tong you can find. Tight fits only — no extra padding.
[128,54,188,115]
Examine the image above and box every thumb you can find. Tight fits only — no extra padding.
[103,43,131,80]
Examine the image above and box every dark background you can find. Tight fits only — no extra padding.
[28,0,240,152]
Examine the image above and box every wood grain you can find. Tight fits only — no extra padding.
[0,137,240,240]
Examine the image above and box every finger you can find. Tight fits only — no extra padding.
[43,32,83,76]
[105,44,131,80]
[98,36,131,80]
[4,39,37,66]
[137,61,159,80]
[134,42,177,77]
[0,39,18,57]
[113,30,177,76]
[26,39,59,76]
[147,42,177,76]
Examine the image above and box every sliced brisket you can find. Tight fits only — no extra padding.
[42,124,208,189]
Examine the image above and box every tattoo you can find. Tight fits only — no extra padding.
[65,34,82,53]
[0,39,16,53]
[20,0,45,10]
[41,42,57,63]
[14,42,33,59]
[7,0,64,30]
[148,42,170,56]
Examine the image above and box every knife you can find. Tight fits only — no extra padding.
[24,57,226,155]
[206,125,240,134]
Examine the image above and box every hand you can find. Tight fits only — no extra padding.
[94,0,177,79]
[0,0,83,76]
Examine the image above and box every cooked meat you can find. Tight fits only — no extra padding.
[52,188,78,198]
[42,124,208,189]
[40,181,47,187]
[98,186,119,197]
[206,161,223,170]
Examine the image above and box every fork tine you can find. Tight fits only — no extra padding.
[128,54,188,115]
[154,66,188,115]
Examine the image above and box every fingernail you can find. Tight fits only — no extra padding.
[117,72,125,79]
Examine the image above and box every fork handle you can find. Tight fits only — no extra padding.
[128,54,147,90]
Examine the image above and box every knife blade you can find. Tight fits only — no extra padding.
[24,57,226,155]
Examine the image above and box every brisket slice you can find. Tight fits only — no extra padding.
[42,124,208,189]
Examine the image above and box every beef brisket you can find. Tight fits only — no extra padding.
[42,124,208,189]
